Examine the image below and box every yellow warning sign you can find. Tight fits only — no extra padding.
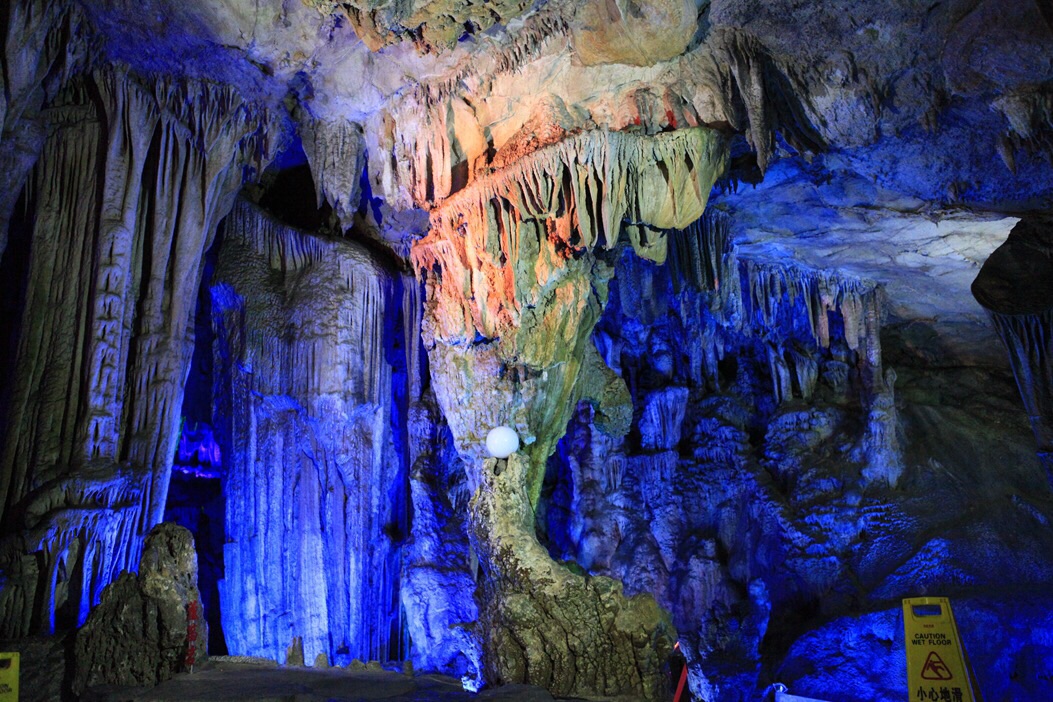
[0,652,18,702]
[903,597,979,702]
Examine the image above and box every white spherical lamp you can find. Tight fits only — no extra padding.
[485,426,520,459]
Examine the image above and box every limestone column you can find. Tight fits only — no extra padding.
[412,127,727,697]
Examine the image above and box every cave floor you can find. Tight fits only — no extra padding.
[83,658,564,702]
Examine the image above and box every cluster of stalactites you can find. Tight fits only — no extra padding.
[667,208,735,303]
[0,463,151,637]
[661,210,886,404]
[987,309,1053,475]
[665,209,883,351]
[300,114,366,229]
[740,259,880,353]
[412,128,727,342]
[706,29,827,174]
[360,17,823,216]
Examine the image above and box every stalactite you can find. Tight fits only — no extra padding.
[639,387,690,451]
[0,0,90,253]
[300,114,366,228]
[708,28,827,173]
[0,69,278,638]
[414,128,727,347]
[987,310,1053,476]
[973,219,1053,479]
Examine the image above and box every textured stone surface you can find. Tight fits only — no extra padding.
[973,217,1053,475]
[472,454,676,699]
[73,523,207,694]
[211,200,475,670]
[542,212,1053,700]
[414,128,727,505]
[0,65,277,639]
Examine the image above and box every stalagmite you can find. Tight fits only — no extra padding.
[472,454,676,698]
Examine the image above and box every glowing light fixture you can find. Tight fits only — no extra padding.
[486,426,519,458]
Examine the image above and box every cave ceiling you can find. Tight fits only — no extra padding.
[73,0,1053,368]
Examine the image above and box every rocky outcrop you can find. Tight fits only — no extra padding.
[473,454,676,698]
[973,217,1053,478]
[543,210,907,697]
[412,127,725,695]
[72,523,207,695]
[414,128,727,504]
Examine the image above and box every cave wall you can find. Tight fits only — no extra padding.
[542,212,1053,701]
[0,62,277,638]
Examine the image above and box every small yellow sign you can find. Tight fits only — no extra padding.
[903,597,978,702]
[0,652,18,702]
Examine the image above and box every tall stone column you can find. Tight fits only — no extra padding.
[412,127,727,697]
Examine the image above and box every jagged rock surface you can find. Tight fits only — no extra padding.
[72,523,207,695]
[973,217,1053,477]
[543,212,1053,701]
[472,454,675,699]
[414,128,727,501]
[1,1,1052,701]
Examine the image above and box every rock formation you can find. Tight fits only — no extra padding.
[0,0,1052,700]
[211,199,475,670]
[0,64,277,640]
[973,217,1053,478]
[72,522,207,694]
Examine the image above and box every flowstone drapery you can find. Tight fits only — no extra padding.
[413,126,727,697]
[0,68,276,638]
[210,200,477,672]
[212,200,404,665]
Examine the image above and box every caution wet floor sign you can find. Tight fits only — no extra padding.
[0,652,17,702]
[903,597,979,702]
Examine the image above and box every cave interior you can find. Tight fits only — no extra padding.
[1,0,1053,700]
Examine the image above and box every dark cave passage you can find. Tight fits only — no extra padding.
[165,230,228,655]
